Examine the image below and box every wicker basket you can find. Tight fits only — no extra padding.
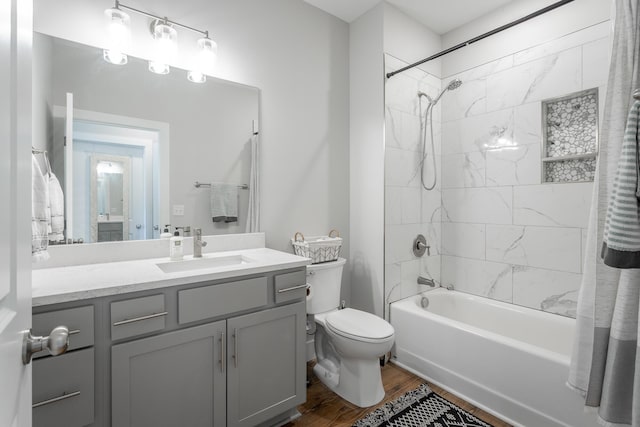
[291,229,342,264]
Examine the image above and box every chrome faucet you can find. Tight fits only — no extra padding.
[193,228,207,258]
[417,276,436,287]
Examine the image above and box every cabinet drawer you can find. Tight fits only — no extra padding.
[111,294,167,340]
[98,221,123,232]
[178,277,268,324]
[33,348,94,427]
[32,306,94,358]
[274,270,307,304]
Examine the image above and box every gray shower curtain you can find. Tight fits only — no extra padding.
[568,1,640,426]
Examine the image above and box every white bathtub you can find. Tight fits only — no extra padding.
[390,289,598,427]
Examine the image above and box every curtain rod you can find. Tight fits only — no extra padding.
[386,0,575,79]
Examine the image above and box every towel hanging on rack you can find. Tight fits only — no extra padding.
[32,154,50,261]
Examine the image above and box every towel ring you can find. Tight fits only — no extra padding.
[328,229,340,238]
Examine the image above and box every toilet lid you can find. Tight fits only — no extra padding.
[325,308,394,341]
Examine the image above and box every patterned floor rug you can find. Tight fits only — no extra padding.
[352,384,492,427]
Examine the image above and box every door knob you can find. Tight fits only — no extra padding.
[22,326,69,365]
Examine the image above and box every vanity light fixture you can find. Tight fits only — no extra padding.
[103,5,131,65]
[187,37,217,83]
[149,19,177,75]
[103,1,217,81]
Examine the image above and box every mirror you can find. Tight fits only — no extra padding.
[32,32,260,243]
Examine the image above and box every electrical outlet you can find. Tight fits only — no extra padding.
[173,204,185,216]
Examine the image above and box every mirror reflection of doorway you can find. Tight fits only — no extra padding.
[72,119,160,243]
[91,155,130,242]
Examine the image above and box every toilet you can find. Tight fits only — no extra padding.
[307,258,395,407]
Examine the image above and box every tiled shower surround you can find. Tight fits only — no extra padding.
[384,23,609,318]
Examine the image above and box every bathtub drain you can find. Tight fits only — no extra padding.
[420,297,429,309]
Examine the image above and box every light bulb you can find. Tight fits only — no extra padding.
[104,7,130,65]
[187,37,217,83]
[149,21,177,75]
[103,49,127,65]
[197,37,217,74]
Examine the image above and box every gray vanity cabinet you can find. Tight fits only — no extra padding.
[111,321,226,427]
[33,266,307,427]
[226,303,306,427]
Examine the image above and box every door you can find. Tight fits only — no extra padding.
[0,0,33,426]
[227,303,306,427]
[111,321,227,427]
[64,93,74,243]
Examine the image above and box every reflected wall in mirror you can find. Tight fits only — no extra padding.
[32,32,260,243]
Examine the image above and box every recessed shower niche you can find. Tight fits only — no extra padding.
[541,88,599,183]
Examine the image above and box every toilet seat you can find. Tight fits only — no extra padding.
[325,308,394,344]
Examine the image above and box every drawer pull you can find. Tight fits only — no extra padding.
[112,311,168,327]
[277,284,308,294]
[33,391,81,408]
[69,329,80,335]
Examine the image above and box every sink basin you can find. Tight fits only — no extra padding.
[156,254,251,274]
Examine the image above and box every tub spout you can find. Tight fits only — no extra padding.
[417,276,435,287]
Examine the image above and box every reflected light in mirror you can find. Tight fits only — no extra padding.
[97,161,124,174]
[187,70,206,83]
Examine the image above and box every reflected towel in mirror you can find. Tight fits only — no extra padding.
[210,183,238,223]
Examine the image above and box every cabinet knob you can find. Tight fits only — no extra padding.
[22,326,69,365]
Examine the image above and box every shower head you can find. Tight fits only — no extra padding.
[432,79,463,105]
[447,79,462,91]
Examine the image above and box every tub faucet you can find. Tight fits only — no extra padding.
[417,276,435,287]
[193,228,207,258]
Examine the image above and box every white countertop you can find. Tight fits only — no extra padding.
[32,248,310,307]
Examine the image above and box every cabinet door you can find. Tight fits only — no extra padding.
[227,302,306,427]
[112,321,226,427]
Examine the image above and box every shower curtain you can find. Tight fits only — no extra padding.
[568,1,640,426]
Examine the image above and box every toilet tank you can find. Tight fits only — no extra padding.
[306,258,346,315]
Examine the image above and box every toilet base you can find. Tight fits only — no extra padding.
[314,356,385,407]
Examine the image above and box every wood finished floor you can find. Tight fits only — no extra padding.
[284,361,511,427]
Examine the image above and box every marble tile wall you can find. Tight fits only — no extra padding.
[384,54,442,319]
[438,23,609,318]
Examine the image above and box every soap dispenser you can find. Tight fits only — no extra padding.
[170,229,184,261]
[160,225,172,239]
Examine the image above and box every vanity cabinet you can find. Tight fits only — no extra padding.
[97,221,123,242]
[112,321,227,427]
[226,303,306,427]
[32,267,307,427]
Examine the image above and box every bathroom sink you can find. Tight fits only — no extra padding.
[156,254,251,274]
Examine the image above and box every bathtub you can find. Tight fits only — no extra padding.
[390,289,598,427]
